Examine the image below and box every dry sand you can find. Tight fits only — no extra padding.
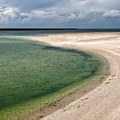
[23,32,120,120]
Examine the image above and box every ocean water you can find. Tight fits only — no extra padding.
[0,29,120,36]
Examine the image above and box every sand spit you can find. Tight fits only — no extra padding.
[24,32,120,120]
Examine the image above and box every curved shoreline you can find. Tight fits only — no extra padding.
[1,32,120,120]
[35,50,110,119]
[21,32,120,120]
[0,35,109,120]
[18,33,113,119]
[39,32,120,120]
[6,32,120,120]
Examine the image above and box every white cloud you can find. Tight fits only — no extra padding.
[1,6,119,26]
[68,14,78,20]
[67,11,88,21]
[31,10,58,19]
[103,10,120,17]
[0,7,27,24]
[22,10,65,23]
[0,6,65,25]
[0,7,16,23]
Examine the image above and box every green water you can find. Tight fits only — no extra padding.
[0,37,100,111]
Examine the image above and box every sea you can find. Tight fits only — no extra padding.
[0,29,120,36]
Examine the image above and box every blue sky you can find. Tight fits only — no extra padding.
[0,0,120,28]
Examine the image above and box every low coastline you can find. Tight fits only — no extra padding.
[39,32,120,120]
[19,33,110,119]
[1,32,119,120]
[0,34,108,120]
[37,50,110,119]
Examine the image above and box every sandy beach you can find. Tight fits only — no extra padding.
[24,32,120,120]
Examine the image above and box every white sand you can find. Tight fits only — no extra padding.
[23,32,120,120]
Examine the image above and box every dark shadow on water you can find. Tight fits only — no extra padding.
[43,46,91,58]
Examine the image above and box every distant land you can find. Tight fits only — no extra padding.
[0,28,120,32]
[0,28,77,31]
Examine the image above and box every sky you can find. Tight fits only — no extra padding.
[0,0,120,28]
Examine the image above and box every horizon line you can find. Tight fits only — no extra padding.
[0,28,120,31]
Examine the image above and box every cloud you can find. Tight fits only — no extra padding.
[0,7,30,24]
[0,0,120,28]
[0,6,66,26]
[1,0,60,11]
[97,0,120,9]
[0,7,19,23]
[103,10,120,17]
[30,10,59,20]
